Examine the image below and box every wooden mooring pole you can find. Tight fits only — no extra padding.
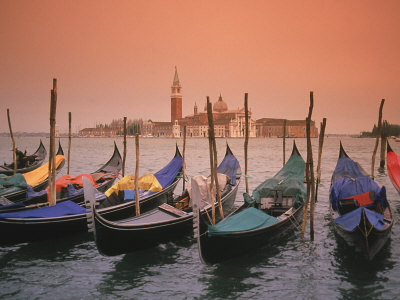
[283,119,287,166]
[315,118,327,202]
[182,125,187,192]
[122,117,127,177]
[67,112,72,175]
[371,99,384,179]
[134,133,140,216]
[301,91,316,240]
[379,120,387,171]
[48,78,57,206]
[206,98,215,225]
[6,109,17,174]
[244,93,249,194]
[207,97,224,220]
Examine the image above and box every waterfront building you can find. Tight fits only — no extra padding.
[256,118,318,138]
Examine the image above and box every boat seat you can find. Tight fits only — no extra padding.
[175,196,189,210]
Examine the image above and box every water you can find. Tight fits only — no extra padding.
[0,136,399,299]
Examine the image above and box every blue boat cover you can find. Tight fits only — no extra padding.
[0,200,86,219]
[330,175,387,211]
[124,189,156,201]
[217,152,240,185]
[331,157,368,184]
[26,185,47,200]
[335,207,385,231]
[208,207,279,236]
[154,156,183,189]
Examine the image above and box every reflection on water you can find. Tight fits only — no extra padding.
[0,137,400,299]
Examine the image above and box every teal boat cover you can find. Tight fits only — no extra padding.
[207,145,305,237]
[0,173,27,196]
[248,150,306,208]
[208,207,279,236]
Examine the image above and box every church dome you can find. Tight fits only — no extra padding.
[213,94,228,112]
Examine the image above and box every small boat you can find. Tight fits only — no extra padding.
[329,142,393,260]
[387,141,400,193]
[0,140,47,175]
[193,141,305,264]
[0,141,65,202]
[84,144,241,256]
[0,146,182,244]
[0,142,122,212]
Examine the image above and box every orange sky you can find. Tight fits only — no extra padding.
[1,0,399,134]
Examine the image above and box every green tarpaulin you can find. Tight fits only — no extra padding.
[251,150,306,208]
[0,173,27,196]
[208,207,279,236]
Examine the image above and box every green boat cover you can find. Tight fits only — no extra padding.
[0,173,27,196]
[208,207,279,236]
[248,151,306,208]
[207,147,305,237]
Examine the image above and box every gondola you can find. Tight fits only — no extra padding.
[0,142,122,213]
[0,141,65,202]
[0,140,47,175]
[387,141,400,193]
[329,142,393,260]
[84,144,241,256]
[193,141,305,264]
[0,146,182,244]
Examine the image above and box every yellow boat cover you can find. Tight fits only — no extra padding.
[105,174,162,197]
[23,155,65,186]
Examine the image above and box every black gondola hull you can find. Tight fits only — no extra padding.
[93,179,238,256]
[331,207,393,260]
[0,179,179,245]
[0,140,47,175]
[197,204,303,264]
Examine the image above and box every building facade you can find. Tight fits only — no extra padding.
[256,118,318,138]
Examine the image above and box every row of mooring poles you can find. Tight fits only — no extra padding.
[299,92,327,240]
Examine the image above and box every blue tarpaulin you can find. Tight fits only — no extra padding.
[217,153,240,185]
[331,157,367,184]
[0,200,86,219]
[124,189,156,201]
[335,207,385,231]
[208,207,279,236]
[330,176,387,211]
[26,185,47,200]
[154,156,183,189]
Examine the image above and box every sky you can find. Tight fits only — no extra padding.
[0,0,399,134]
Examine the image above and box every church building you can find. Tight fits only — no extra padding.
[142,67,317,138]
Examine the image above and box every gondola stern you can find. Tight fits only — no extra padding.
[291,140,301,157]
[225,143,234,156]
[175,144,182,158]
[339,141,349,158]
[387,140,394,154]
[56,140,64,156]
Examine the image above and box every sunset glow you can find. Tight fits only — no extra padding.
[1,0,399,134]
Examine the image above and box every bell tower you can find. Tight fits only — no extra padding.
[171,66,182,122]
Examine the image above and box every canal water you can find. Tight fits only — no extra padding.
[0,136,399,299]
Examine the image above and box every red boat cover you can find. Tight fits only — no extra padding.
[344,191,373,207]
[387,151,400,192]
[54,174,98,191]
